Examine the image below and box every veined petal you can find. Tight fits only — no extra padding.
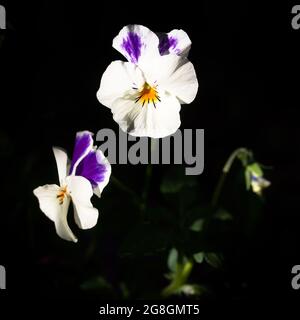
[111,92,181,138]
[75,148,111,197]
[33,185,78,242]
[97,60,145,109]
[66,175,99,230]
[158,29,191,57]
[52,147,69,185]
[69,131,94,175]
[143,54,198,104]
[113,25,160,65]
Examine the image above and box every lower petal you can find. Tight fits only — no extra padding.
[111,92,181,138]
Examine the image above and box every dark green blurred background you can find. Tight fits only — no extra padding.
[0,0,297,306]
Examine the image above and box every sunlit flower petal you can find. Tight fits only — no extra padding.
[158,29,191,57]
[66,175,99,229]
[113,24,160,65]
[75,148,111,197]
[52,147,69,185]
[111,92,181,138]
[141,54,198,104]
[33,184,78,242]
[69,131,94,174]
[97,61,145,110]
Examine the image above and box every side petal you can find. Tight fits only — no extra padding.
[52,147,69,185]
[75,148,111,198]
[111,92,181,138]
[143,54,198,104]
[158,29,191,57]
[97,60,145,109]
[113,25,160,65]
[69,131,94,175]
[33,185,77,242]
[66,175,99,230]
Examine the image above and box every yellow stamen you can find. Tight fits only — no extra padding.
[56,186,68,205]
[135,83,160,108]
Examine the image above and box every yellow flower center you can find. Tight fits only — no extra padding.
[57,186,68,205]
[135,83,160,107]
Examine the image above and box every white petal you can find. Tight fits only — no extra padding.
[111,92,181,138]
[142,54,198,104]
[112,24,160,66]
[33,185,78,242]
[33,184,60,222]
[52,147,68,185]
[159,29,191,57]
[66,175,99,230]
[97,60,144,109]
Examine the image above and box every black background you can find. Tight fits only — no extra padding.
[0,0,297,315]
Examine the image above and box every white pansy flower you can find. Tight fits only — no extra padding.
[33,131,111,242]
[97,25,198,138]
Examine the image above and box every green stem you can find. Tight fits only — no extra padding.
[211,148,250,208]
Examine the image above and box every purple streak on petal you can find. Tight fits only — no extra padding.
[75,150,108,188]
[69,131,93,174]
[159,35,179,55]
[121,32,142,63]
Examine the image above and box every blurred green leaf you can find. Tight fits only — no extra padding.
[214,209,233,221]
[247,163,263,176]
[204,252,223,269]
[168,248,178,272]
[193,252,204,264]
[190,219,205,232]
[179,284,207,296]
[81,276,113,292]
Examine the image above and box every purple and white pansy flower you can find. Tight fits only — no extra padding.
[33,131,111,242]
[97,25,198,138]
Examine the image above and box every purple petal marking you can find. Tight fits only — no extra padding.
[121,32,142,64]
[69,131,93,174]
[159,35,179,55]
[75,150,109,188]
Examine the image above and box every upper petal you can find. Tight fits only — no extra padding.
[111,92,181,138]
[75,148,111,197]
[97,60,145,109]
[69,131,94,175]
[52,147,69,185]
[66,175,99,230]
[33,184,78,242]
[113,25,160,65]
[158,29,191,57]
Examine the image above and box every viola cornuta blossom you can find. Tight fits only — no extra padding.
[245,162,270,196]
[250,172,271,196]
[97,25,198,138]
[33,131,111,242]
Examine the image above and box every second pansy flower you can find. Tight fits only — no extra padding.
[97,25,198,138]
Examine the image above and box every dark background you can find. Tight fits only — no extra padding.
[0,0,297,313]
